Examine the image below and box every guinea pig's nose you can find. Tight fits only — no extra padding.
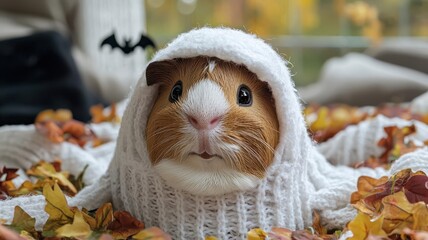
[188,115,222,130]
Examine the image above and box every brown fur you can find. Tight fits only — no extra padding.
[146,56,279,178]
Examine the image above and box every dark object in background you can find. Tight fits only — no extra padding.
[100,32,156,54]
[0,31,93,126]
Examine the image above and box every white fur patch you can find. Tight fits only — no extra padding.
[155,157,259,196]
[182,79,229,122]
[208,60,216,73]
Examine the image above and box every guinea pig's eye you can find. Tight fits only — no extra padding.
[169,81,183,103]
[237,85,252,106]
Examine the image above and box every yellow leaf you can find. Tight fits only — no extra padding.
[132,227,172,240]
[18,231,36,240]
[247,228,267,240]
[11,206,36,235]
[56,211,92,238]
[411,203,428,231]
[311,107,330,131]
[347,212,386,240]
[42,183,74,232]
[27,161,77,195]
[81,210,96,230]
[205,236,219,240]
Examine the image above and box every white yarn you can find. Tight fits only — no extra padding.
[0,28,427,240]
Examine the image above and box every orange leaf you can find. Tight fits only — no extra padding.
[36,121,64,143]
[95,203,114,230]
[62,120,87,138]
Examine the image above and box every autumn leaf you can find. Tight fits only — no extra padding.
[311,211,328,236]
[35,121,64,143]
[27,160,77,195]
[56,211,92,238]
[107,211,145,239]
[0,167,19,200]
[403,175,428,204]
[132,227,172,240]
[0,167,19,181]
[268,227,292,240]
[205,236,219,240]
[247,228,268,240]
[35,109,72,123]
[69,164,88,193]
[91,104,121,124]
[9,206,36,236]
[94,203,114,230]
[351,175,389,216]
[411,203,428,231]
[291,229,323,240]
[35,110,97,147]
[346,212,387,240]
[378,125,417,164]
[42,182,75,234]
[382,191,414,235]
[9,179,51,197]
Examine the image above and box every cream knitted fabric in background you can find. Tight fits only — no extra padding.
[1,28,428,240]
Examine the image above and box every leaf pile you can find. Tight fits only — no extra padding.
[0,183,171,240]
[0,160,86,198]
[353,125,426,169]
[347,169,428,239]
[304,104,428,143]
[35,109,96,147]
[35,104,120,148]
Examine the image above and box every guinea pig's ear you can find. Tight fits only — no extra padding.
[146,60,176,86]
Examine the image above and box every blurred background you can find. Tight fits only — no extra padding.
[1,0,428,126]
[146,0,428,86]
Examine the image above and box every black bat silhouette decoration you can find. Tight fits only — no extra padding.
[100,33,156,54]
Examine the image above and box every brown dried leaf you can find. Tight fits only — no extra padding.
[107,211,145,239]
[403,175,428,204]
[95,203,114,230]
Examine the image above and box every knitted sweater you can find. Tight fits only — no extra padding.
[1,28,428,240]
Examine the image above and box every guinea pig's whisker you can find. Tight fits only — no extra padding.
[239,131,276,154]
[146,126,173,141]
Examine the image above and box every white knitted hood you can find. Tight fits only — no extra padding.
[102,27,316,239]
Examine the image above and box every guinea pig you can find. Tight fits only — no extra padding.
[145,56,280,196]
